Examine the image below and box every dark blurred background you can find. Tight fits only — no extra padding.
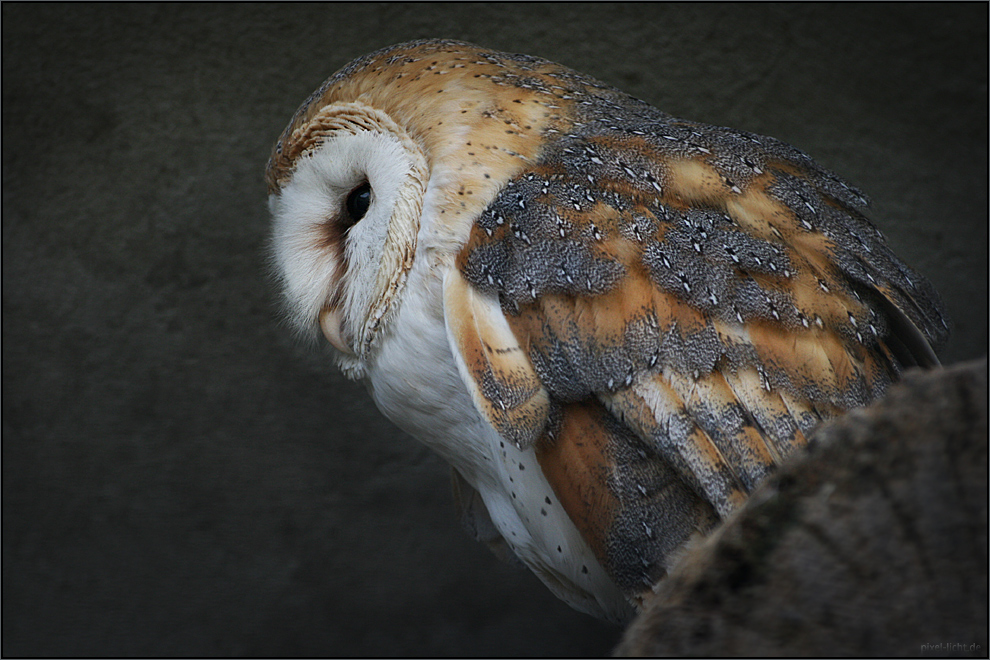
[3,4,986,656]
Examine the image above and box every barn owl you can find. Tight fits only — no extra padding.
[266,39,947,623]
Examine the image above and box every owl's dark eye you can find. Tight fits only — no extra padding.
[343,181,372,227]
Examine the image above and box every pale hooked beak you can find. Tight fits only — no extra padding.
[318,307,354,355]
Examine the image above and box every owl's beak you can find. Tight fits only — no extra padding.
[319,307,354,355]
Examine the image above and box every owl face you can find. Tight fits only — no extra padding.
[269,101,430,377]
[267,39,947,622]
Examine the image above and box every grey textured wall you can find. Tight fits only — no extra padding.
[3,4,986,657]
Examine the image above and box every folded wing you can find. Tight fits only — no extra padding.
[443,114,947,604]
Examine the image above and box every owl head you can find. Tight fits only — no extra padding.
[266,40,576,378]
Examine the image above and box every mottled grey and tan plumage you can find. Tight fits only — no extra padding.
[268,39,948,620]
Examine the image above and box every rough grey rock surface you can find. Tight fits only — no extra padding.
[616,359,988,657]
[3,4,986,656]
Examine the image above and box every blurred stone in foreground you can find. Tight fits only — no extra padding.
[616,359,987,657]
